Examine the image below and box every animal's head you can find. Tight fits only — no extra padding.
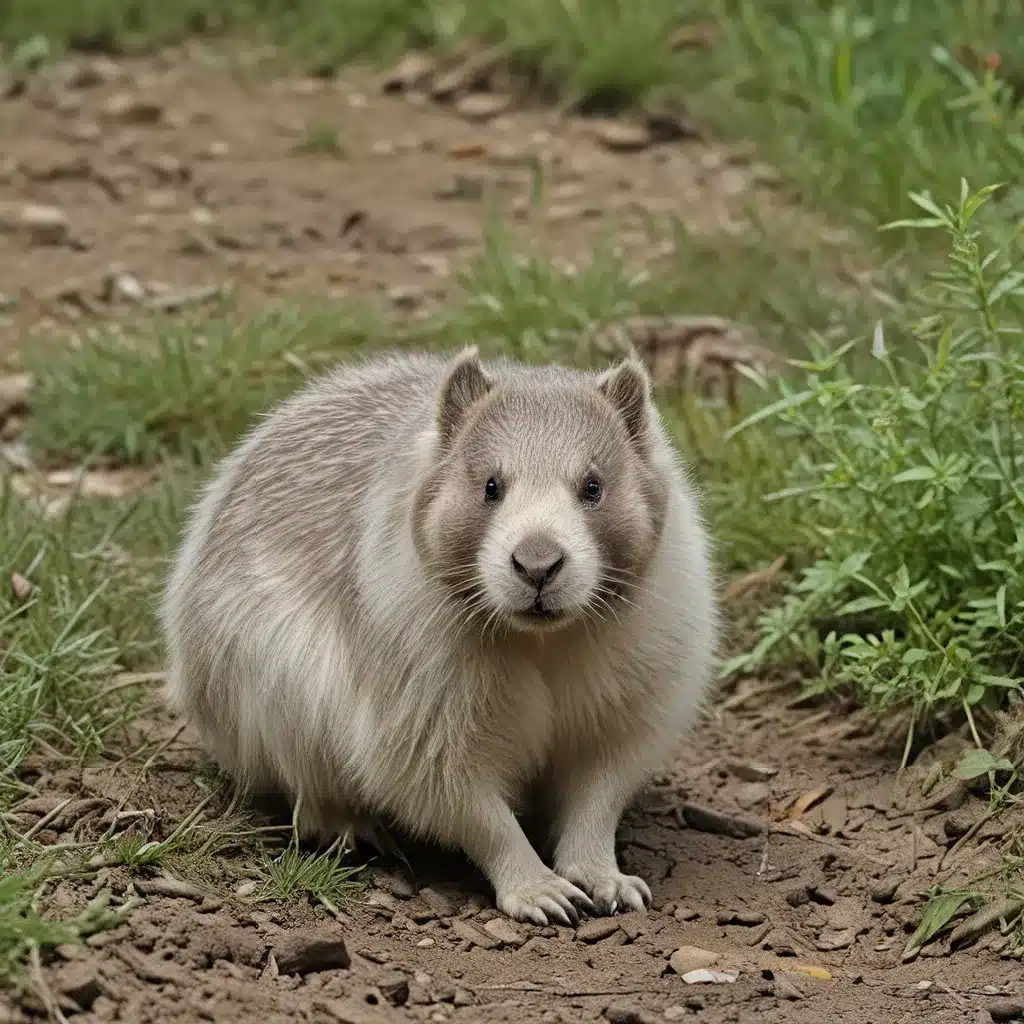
[413,347,670,635]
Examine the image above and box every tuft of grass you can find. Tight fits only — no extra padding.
[293,121,346,157]
[724,181,1024,728]
[254,831,363,914]
[24,301,383,466]
[0,859,139,980]
[0,486,169,787]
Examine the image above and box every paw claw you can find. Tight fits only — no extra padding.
[558,867,652,917]
[497,872,592,927]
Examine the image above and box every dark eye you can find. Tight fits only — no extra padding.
[484,477,502,502]
[582,478,602,503]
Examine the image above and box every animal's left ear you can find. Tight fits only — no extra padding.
[436,345,493,448]
[596,356,652,446]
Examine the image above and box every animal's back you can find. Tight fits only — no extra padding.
[161,352,450,800]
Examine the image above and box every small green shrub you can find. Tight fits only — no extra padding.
[726,181,1024,726]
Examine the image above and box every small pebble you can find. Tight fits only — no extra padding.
[576,918,621,943]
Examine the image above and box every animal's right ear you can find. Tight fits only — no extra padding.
[437,346,492,447]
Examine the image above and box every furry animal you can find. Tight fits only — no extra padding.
[161,346,717,925]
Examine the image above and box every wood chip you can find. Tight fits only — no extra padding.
[680,803,766,837]
[786,964,832,981]
[447,141,487,160]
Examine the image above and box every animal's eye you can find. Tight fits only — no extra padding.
[484,477,502,502]
[582,478,603,503]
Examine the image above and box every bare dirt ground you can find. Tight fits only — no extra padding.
[0,41,792,354]
[1,44,1020,1024]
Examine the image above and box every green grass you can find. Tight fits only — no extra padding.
[24,302,383,466]
[0,485,170,787]
[293,120,346,157]
[253,829,364,912]
[0,861,137,980]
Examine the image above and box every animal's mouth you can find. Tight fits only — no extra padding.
[515,598,566,624]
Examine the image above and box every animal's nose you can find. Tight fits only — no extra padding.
[510,536,566,588]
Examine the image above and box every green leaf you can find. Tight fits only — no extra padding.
[10,33,51,70]
[724,390,815,440]
[907,190,946,219]
[836,595,889,615]
[881,216,945,231]
[955,748,1014,780]
[964,683,986,706]
[977,675,1022,689]
[892,466,937,483]
[989,271,1024,306]
[902,893,970,961]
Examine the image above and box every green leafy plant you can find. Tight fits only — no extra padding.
[725,181,1024,729]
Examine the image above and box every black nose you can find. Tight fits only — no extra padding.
[510,537,566,588]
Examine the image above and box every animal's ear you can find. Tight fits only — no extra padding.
[596,356,652,446]
[437,345,492,447]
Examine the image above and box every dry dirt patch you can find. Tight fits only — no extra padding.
[0,44,789,354]
[3,679,1020,1024]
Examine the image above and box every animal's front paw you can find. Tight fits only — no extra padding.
[558,865,652,916]
[496,871,596,926]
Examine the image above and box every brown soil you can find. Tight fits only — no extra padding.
[1,44,1020,1024]
[4,672,1018,1024]
[0,42,790,355]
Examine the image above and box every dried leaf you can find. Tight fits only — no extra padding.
[588,314,775,409]
[381,52,437,93]
[46,467,156,498]
[0,373,33,417]
[667,22,716,51]
[447,141,487,160]
[948,898,1023,950]
[725,556,786,601]
[10,572,34,602]
[786,964,832,981]
[429,45,508,100]
[787,785,833,821]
